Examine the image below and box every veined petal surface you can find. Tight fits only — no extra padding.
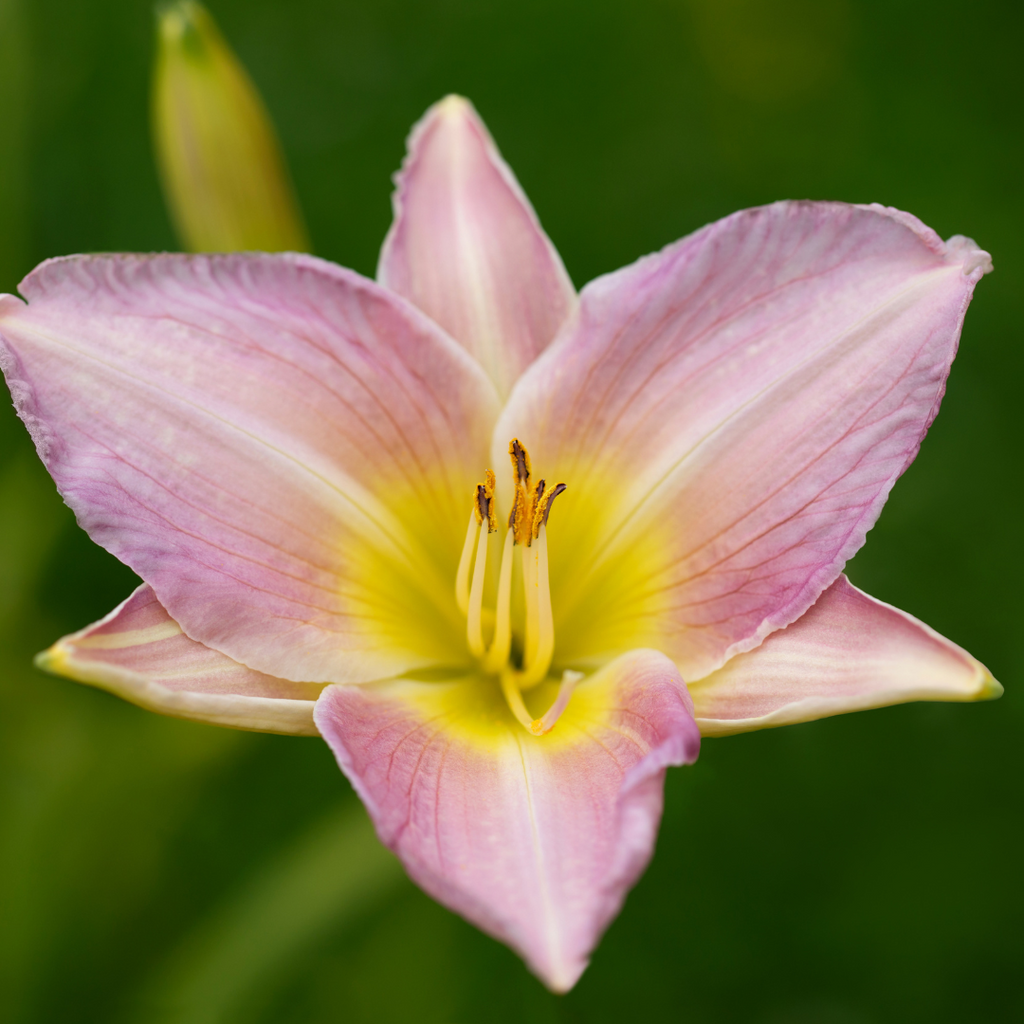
[496,202,993,680]
[314,649,701,992]
[378,96,576,397]
[38,584,320,735]
[0,253,501,683]
[690,575,1001,736]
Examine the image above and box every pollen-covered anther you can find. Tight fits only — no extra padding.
[475,468,497,532]
[508,438,542,545]
[509,437,531,485]
[507,439,530,545]
[531,482,566,541]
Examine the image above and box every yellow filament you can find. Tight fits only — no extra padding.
[520,539,539,671]
[482,529,515,673]
[466,525,490,658]
[459,440,575,734]
[500,670,535,732]
[520,526,554,689]
[455,509,479,616]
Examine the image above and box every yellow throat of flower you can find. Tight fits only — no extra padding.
[454,439,577,736]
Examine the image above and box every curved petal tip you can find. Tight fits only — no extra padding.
[976,666,1003,701]
[37,584,321,735]
[433,92,474,118]
[855,204,993,280]
[945,234,994,281]
[378,94,575,396]
[690,576,1001,736]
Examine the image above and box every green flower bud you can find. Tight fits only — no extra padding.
[152,1,310,253]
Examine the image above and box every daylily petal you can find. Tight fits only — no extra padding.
[37,584,320,734]
[314,648,701,992]
[377,96,576,397]
[690,574,1001,736]
[495,202,993,680]
[0,253,501,683]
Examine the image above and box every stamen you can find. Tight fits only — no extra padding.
[508,439,534,545]
[466,518,491,658]
[507,486,520,532]
[500,670,535,732]
[519,524,555,689]
[479,468,497,533]
[455,508,479,616]
[468,509,495,655]
[463,470,496,650]
[509,438,531,485]
[531,482,566,540]
[509,485,529,545]
[463,440,577,734]
[482,528,515,672]
[520,537,539,670]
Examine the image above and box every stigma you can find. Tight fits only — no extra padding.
[455,439,573,735]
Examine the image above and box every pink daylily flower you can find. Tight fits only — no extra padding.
[0,95,999,991]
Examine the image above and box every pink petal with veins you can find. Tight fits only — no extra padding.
[496,201,992,680]
[378,96,576,397]
[39,584,321,734]
[690,575,1000,735]
[0,253,499,683]
[314,648,700,992]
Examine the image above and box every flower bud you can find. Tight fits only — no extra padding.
[152,1,310,252]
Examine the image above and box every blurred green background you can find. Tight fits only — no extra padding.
[1,0,1021,1021]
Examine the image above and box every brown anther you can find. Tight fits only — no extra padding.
[532,482,567,539]
[509,438,531,485]
[484,469,497,532]
[507,439,537,545]
[474,469,497,532]
[508,488,520,532]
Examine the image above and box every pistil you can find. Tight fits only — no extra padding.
[501,668,584,736]
[531,669,583,734]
